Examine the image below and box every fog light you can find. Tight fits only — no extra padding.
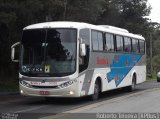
[69,91,74,95]
[20,90,24,94]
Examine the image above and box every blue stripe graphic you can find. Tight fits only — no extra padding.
[107,54,142,87]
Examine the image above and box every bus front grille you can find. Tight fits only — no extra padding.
[32,85,59,89]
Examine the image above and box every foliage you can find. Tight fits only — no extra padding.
[152,55,160,72]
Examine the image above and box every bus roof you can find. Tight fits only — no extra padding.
[24,21,145,40]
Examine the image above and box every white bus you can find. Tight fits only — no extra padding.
[11,21,146,100]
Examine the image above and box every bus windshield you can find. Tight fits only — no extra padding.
[20,29,77,77]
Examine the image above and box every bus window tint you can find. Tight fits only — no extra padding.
[92,31,103,51]
[139,40,145,53]
[132,39,139,53]
[116,35,123,52]
[105,33,114,52]
[124,37,131,52]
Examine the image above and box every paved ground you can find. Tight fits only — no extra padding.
[0,80,160,119]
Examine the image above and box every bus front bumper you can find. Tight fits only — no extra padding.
[19,81,81,98]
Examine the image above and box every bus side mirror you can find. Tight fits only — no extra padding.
[80,43,86,56]
[11,42,20,62]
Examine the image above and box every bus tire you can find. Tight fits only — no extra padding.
[127,74,136,92]
[90,80,100,101]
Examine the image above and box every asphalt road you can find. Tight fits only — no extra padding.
[0,80,160,119]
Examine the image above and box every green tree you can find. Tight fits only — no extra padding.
[64,0,106,23]
[98,0,151,34]
[0,0,18,76]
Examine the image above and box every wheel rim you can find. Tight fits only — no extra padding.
[93,82,99,100]
[132,81,135,89]
[94,84,98,94]
[132,76,136,90]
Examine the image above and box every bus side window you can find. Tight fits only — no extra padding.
[105,33,114,52]
[92,30,103,51]
[92,31,99,51]
[124,37,132,52]
[116,35,123,52]
[98,32,103,51]
[139,40,145,54]
[132,39,139,53]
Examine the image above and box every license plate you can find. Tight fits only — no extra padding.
[39,91,49,95]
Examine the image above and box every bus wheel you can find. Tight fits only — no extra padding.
[127,75,136,92]
[91,80,100,101]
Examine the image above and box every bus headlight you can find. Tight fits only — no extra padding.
[20,80,32,88]
[59,79,77,88]
[69,91,74,95]
[20,90,24,94]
